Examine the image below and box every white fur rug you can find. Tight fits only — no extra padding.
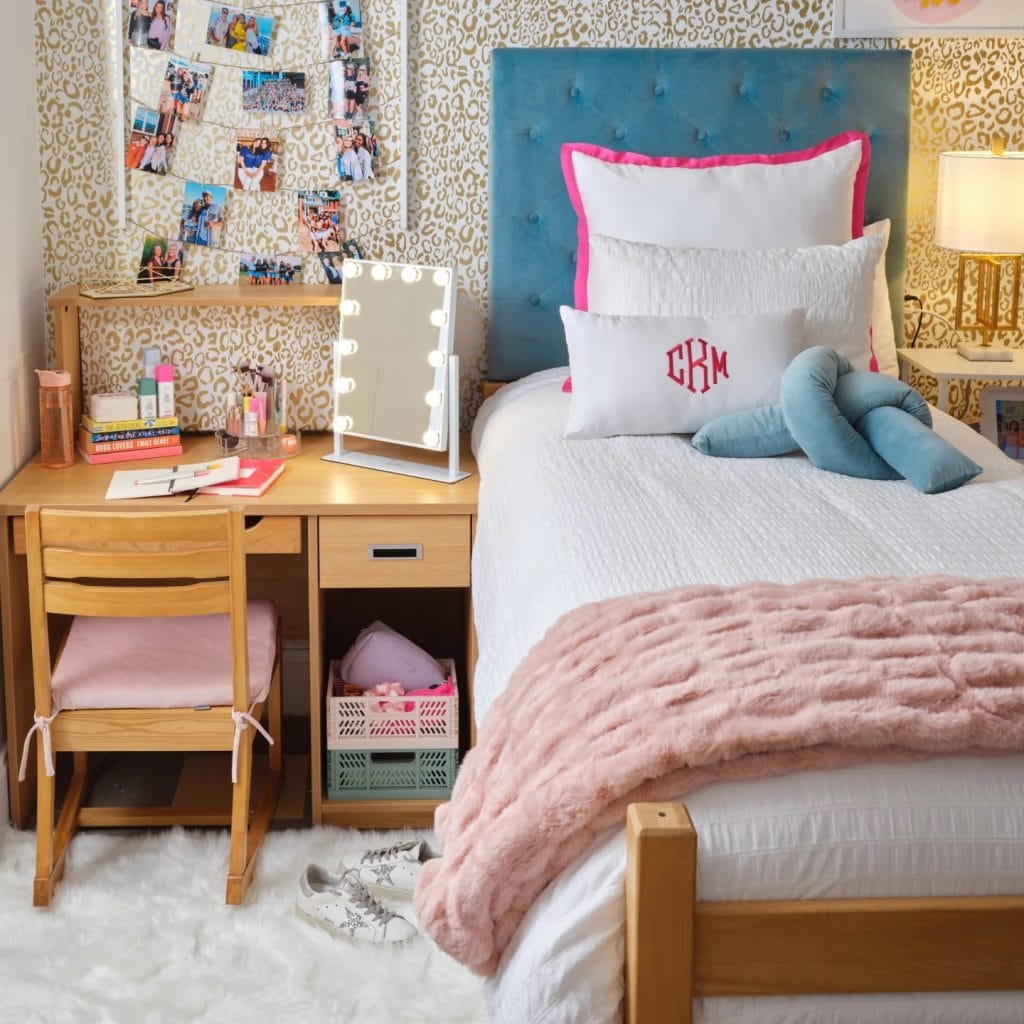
[0,824,487,1024]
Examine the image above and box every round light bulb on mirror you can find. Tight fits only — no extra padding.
[370,263,391,281]
[335,376,356,394]
[425,389,443,407]
[342,260,361,277]
[427,350,446,368]
[422,429,441,448]
[340,298,360,317]
[336,338,358,356]
[432,268,451,288]
[429,309,448,327]
[400,266,422,284]
[333,414,354,433]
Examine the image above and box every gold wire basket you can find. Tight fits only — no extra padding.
[79,279,195,300]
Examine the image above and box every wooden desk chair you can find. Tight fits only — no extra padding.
[19,505,282,907]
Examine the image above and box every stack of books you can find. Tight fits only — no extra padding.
[78,415,183,464]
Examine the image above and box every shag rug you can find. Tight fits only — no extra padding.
[0,824,487,1024]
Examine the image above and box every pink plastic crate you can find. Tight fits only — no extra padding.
[325,658,458,750]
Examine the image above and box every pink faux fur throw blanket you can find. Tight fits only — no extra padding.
[414,574,1024,975]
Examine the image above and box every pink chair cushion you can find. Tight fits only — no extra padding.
[50,599,278,712]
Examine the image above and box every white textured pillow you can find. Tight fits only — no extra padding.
[587,233,883,371]
[562,133,870,310]
[864,219,899,377]
[562,306,808,439]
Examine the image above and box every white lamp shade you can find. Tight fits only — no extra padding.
[935,151,1024,254]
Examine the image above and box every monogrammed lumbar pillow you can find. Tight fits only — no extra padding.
[561,306,808,439]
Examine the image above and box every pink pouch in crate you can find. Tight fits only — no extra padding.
[338,620,446,692]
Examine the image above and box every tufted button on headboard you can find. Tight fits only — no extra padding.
[488,47,911,382]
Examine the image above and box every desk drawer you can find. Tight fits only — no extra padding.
[319,515,470,588]
[10,514,302,556]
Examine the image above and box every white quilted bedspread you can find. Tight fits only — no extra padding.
[470,369,1024,1024]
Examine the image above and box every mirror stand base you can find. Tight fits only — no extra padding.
[322,450,471,484]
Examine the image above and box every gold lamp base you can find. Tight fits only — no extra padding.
[953,252,1021,360]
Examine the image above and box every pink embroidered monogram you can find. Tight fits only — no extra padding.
[666,337,729,394]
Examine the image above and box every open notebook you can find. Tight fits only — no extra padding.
[105,457,241,500]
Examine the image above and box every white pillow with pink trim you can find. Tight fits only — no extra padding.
[562,306,808,439]
[561,131,870,309]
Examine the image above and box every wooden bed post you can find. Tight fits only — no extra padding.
[626,802,697,1024]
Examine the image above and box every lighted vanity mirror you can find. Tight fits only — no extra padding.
[323,259,470,483]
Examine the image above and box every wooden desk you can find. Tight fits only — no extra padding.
[48,284,342,433]
[0,433,478,830]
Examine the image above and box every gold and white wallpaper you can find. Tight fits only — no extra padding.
[34,1,1024,428]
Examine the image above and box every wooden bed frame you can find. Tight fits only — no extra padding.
[625,802,1024,1022]
[486,47,1024,1020]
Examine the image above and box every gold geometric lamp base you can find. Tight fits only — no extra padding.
[954,252,1020,362]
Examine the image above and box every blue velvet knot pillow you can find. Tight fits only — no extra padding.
[691,347,982,494]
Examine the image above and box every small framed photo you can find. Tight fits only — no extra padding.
[981,387,1024,461]
[207,5,276,56]
[239,253,302,285]
[179,181,228,247]
[128,0,175,51]
[319,0,362,59]
[242,71,306,113]
[296,190,341,253]
[137,235,185,284]
[234,131,280,191]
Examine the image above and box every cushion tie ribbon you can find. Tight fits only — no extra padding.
[231,705,273,784]
[18,711,60,781]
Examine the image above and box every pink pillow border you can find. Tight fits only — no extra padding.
[561,130,872,312]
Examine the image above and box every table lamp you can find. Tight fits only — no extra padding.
[935,139,1024,362]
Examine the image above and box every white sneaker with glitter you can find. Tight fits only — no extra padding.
[340,839,434,899]
[296,864,417,946]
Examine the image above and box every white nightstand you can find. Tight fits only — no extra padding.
[896,347,1024,415]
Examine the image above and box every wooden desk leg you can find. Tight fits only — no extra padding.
[307,516,324,825]
[465,514,477,748]
[1,518,35,827]
[53,301,82,431]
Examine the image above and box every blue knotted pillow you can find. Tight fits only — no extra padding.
[691,347,982,494]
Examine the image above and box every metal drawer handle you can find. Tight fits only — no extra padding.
[368,543,423,561]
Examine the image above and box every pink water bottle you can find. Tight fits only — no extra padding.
[36,369,74,469]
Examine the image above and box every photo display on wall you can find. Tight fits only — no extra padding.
[122,0,381,282]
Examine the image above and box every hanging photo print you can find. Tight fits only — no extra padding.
[179,181,228,247]
[128,0,175,51]
[207,5,276,56]
[319,0,362,59]
[242,71,306,113]
[296,190,341,253]
[159,57,213,129]
[334,122,377,181]
[234,132,280,191]
[318,240,362,284]
[137,236,185,284]
[239,254,303,285]
[125,106,174,176]
[328,58,370,126]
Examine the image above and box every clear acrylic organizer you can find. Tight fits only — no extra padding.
[218,383,301,458]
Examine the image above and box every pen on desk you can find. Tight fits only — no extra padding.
[135,464,221,486]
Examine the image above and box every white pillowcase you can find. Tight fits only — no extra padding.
[562,133,870,310]
[562,306,808,439]
[586,233,884,371]
[864,219,899,377]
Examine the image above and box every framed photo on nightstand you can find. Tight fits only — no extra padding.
[981,387,1024,460]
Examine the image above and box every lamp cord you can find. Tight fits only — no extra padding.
[903,296,958,347]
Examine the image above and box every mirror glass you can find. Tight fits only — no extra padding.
[334,261,453,449]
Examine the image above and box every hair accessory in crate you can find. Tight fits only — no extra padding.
[338,621,446,693]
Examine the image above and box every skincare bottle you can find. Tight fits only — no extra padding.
[138,377,158,422]
[142,346,161,379]
[155,363,175,419]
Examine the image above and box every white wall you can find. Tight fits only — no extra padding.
[0,0,46,796]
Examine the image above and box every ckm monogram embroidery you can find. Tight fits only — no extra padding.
[666,338,729,394]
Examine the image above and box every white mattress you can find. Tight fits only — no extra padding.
[469,369,1024,1024]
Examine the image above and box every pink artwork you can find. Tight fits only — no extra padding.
[836,0,1023,35]
[893,0,984,23]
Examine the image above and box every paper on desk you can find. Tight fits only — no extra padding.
[105,456,241,500]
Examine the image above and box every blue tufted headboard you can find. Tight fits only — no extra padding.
[488,47,911,381]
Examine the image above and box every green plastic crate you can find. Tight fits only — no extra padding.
[326,748,459,801]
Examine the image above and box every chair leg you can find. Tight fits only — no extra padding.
[268,656,283,775]
[34,751,88,907]
[226,729,254,905]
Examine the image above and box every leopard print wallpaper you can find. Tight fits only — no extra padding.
[33,1,1024,428]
